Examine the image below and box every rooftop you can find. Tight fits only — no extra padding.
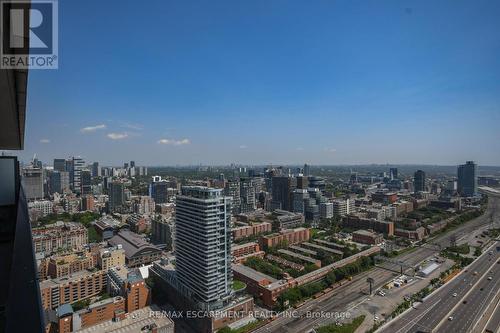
[263,227,308,238]
[353,229,378,237]
[278,249,321,265]
[108,230,160,259]
[86,296,124,311]
[232,264,277,283]
[40,269,104,289]
[301,242,343,255]
[94,216,122,230]
[232,242,258,251]
[56,304,73,318]
[74,305,174,333]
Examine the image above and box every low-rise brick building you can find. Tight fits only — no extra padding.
[232,221,272,241]
[231,242,265,263]
[352,230,383,245]
[342,215,394,236]
[32,222,88,254]
[40,269,107,310]
[394,226,426,241]
[46,251,96,279]
[259,227,310,249]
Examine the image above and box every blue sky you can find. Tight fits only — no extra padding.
[18,0,500,166]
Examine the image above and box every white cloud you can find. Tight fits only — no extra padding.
[157,138,191,145]
[239,145,248,149]
[107,132,129,140]
[40,138,50,144]
[80,124,106,133]
[121,123,143,130]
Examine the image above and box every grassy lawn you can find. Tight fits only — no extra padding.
[244,257,283,279]
[448,244,470,254]
[231,320,262,333]
[407,207,451,224]
[316,315,365,333]
[232,280,246,291]
[218,320,262,333]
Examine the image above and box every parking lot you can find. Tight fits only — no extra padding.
[344,257,456,333]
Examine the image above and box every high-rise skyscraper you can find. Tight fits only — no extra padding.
[48,170,70,194]
[413,170,426,193]
[53,159,66,172]
[271,176,296,211]
[224,179,241,214]
[71,156,85,194]
[239,178,256,213]
[389,168,398,180]
[65,158,73,173]
[296,176,309,189]
[80,170,92,195]
[130,161,135,168]
[292,188,309,213]
[151,218,174,251]
[150,179,169,204]
[91,162,101,177]
[457,161,478,197]
[175,186,232,310]
[22,167,44,200]
[303,163,311,177]
[108,182,125,212]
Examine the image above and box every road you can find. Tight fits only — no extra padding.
[252,195,500,333]
[481,293,500,333]
[439,247,500,333]
[377,241,500,333]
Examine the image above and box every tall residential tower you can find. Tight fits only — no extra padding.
[175,186,233,310]
[413,170,426,193]
[458,161,478,197]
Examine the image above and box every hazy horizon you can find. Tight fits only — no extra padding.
[8,154,500,170]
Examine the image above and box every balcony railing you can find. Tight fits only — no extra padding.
[0,156,44,332]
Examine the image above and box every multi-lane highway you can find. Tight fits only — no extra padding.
[377,241,500,333]
[253,195,500,333]
[440,248,500,333]
[481,293,500,333]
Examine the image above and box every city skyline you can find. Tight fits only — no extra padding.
[10,0,500,165]
[10,155,500,169]
[2,1,499,332]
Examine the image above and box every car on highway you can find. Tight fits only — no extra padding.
[448,316,454,321]
[452,293,457,297]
